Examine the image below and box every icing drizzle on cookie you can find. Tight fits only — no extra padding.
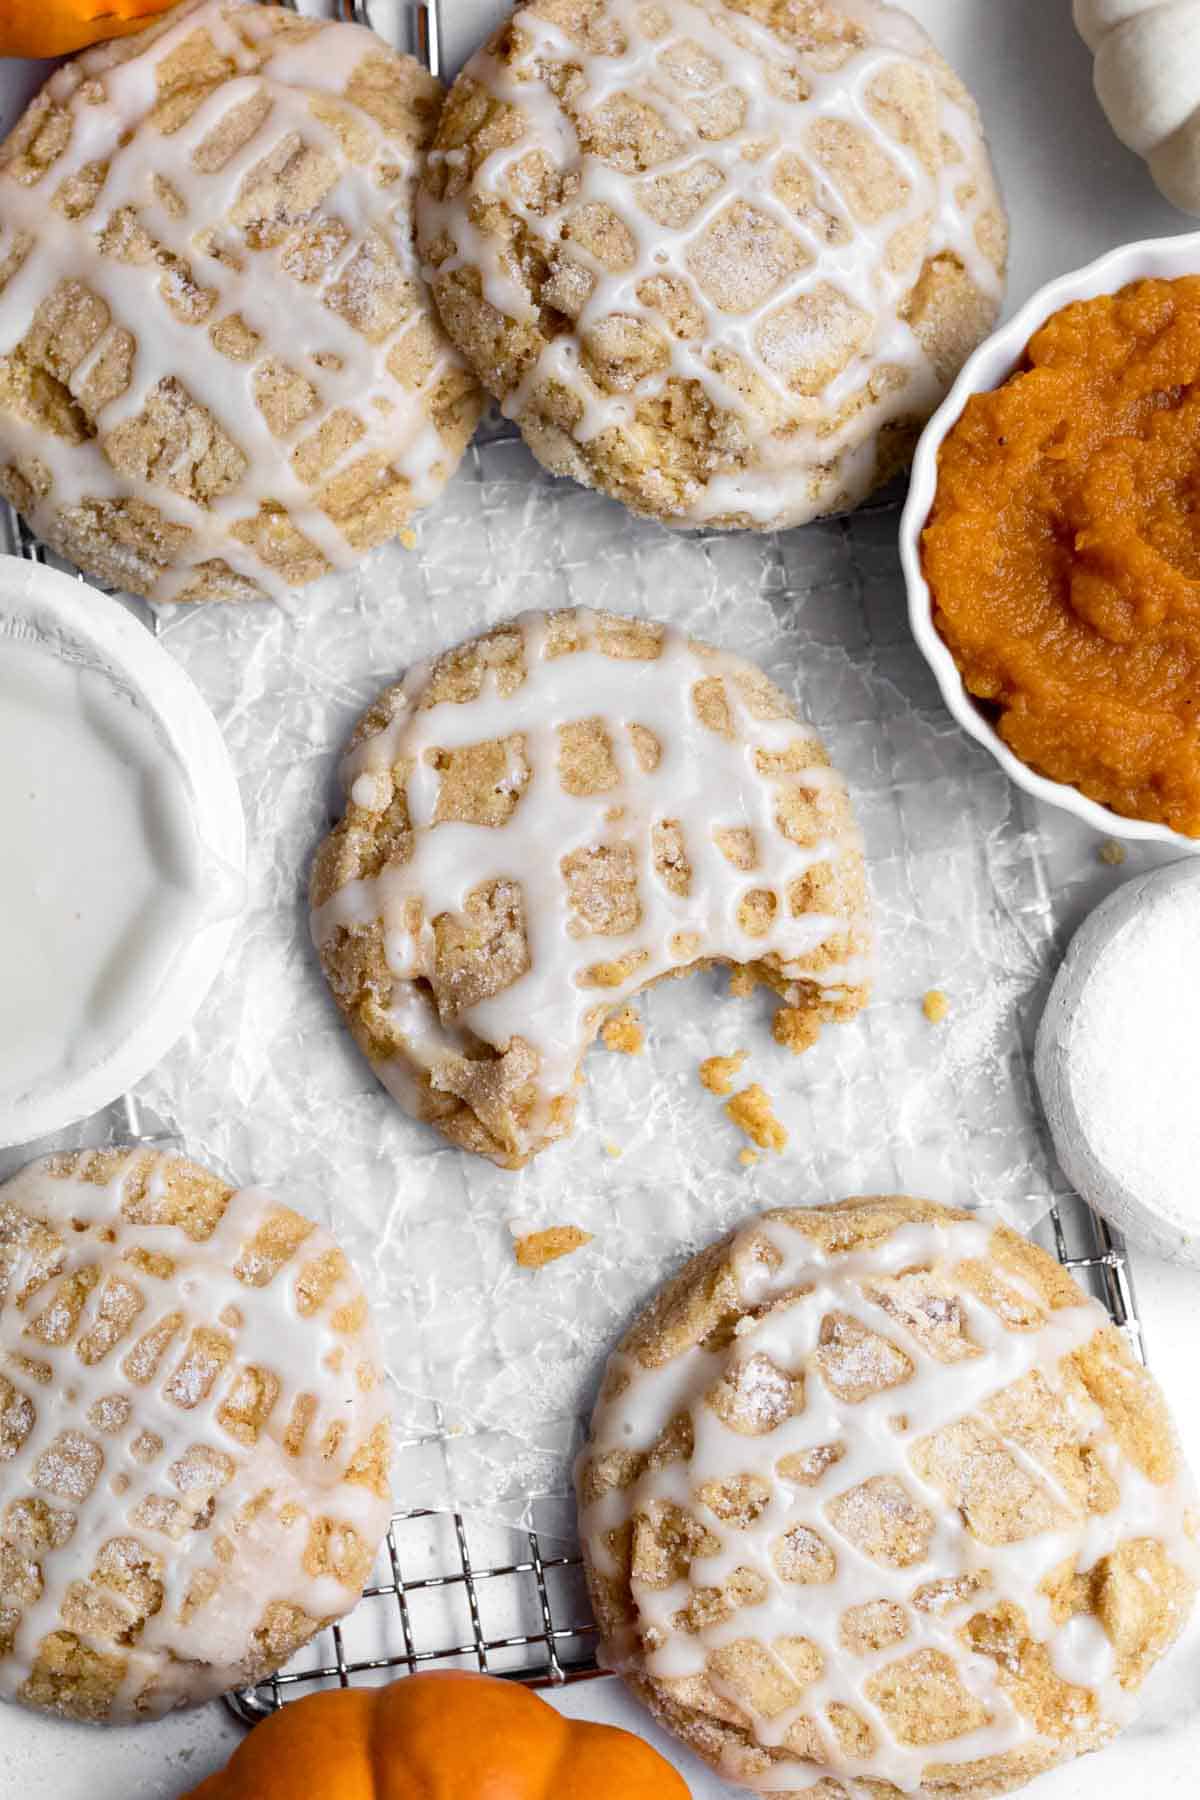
[578,1202,1200,1793]
[0,1151,392,1721]
[0,0,478,603]
[419,0,1005,528]
[311,606,871,1165]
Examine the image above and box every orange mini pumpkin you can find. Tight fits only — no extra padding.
[0,0,176,60]
[185,1670,690,1800]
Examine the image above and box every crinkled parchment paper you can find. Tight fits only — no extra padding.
[80,417,1146,1535]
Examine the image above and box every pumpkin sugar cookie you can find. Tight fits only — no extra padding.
[0,0,481,603]
[0,1148,392,1723]
[417,0,1006,530]
[310,606,871,1168]
[578,1197,1200,1796]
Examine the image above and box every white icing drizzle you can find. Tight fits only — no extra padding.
[579,1209,1200,1794]
[0,0,474,602]
[310,607,871,1157]
[0,1154,392,1721]
[418,0,1004,526]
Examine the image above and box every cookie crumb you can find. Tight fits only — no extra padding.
[601,1006,643,1055]
[774,997,859,1054]
[923,989,950,1025]
[738,1148,760,1168]
[699,1050,748,1096]
[604,1141,622,1159]
[399,528,417,550]
[773,1006,822,1054]
[725,1084,788,1153]
[728,967,757,999]
[1099,839,1127,866]
[514,1226,594,1269]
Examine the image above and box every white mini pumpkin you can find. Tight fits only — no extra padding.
[1075,0,1200,212]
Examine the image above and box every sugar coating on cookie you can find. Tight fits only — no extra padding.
[0,1149,392,1723]
[578,1197,1200,1796]
[417,0,1006,530]
[0,0,481,603]
[310,606,871,1168]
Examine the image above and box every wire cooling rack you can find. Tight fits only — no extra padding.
[0,0,1146,1731]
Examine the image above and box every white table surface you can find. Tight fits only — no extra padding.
[3,0,1200,1795]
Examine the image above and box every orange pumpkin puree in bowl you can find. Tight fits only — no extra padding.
[922,275,1200,837]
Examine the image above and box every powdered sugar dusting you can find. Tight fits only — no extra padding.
[1059,873,1200,1240]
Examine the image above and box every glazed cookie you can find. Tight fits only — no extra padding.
[578,1197,1200,1797]
[0,0,482,603]
[0,1148,392,1722]
[417,0,1006,530]
[310,606,871,1168]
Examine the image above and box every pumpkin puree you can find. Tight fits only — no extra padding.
[923,275,1200,836]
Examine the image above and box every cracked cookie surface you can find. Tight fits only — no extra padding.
[310,605,871,1167]
[417,0,1005,531]
[0,0,480,601]
[0,1147,391,1722]
[578,1196,1200,1796]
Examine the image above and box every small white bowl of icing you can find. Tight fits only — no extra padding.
[0,556,245,1146]
[1036,858,1200,1266]
[899,230,1200,850]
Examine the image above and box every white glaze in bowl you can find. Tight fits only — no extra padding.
[0,558,245,1145]
[899,228,1200,851]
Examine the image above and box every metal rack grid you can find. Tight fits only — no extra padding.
[226,1505,606,1723]
[0,0,1147,1733]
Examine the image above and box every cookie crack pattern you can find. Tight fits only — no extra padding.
[577,1197,1200,1796]
[0,0,481,602]
[418,0,1006,529]
[0,1149,392,1722]
[310,605,872,1166]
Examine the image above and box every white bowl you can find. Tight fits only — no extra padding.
[1035,857,1200,1267]
[0,558,246,1146]
[899,229,1200,850]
